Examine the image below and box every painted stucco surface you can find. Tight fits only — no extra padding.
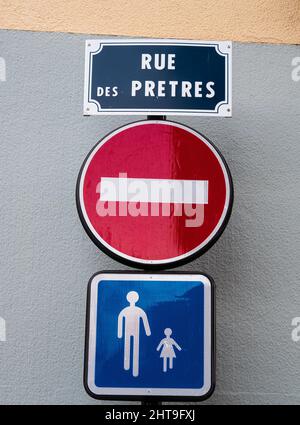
[0,0,299,45]
[0,31,300,404]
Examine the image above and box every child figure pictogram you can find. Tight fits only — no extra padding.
[157,328,181,372]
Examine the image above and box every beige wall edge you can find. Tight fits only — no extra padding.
[0,0,299,45]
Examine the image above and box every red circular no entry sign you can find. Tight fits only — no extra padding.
[76,120,233,269]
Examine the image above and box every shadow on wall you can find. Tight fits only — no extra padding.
[0,57,6,81]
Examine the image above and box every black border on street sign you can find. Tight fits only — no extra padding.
[76,120,234,270]
[83,270,216,402]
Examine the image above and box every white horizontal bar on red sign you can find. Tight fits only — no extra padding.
[99,177,208,204]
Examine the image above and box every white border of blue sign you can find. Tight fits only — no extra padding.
[83,39,232,117]
[84,272,214,400]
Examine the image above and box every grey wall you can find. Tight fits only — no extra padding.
[0,30,300,405]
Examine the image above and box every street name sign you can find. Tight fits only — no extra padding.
[84,39,232,116]
[84,272,215,401]
[76,120,233,269]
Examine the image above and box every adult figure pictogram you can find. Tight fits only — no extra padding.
[117,291,151,377]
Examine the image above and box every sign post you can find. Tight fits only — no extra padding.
[79,38,234,404]
[84,272,215,402]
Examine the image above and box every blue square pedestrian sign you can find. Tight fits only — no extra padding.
[84,272,215,401]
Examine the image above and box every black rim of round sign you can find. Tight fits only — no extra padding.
[76,119,234,270]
